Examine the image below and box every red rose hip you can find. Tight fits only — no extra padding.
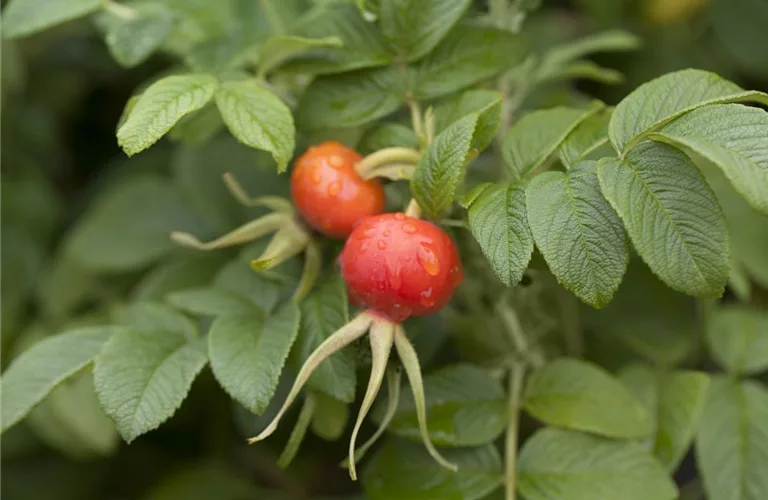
[340,213,463,322]
[291,141,386,239]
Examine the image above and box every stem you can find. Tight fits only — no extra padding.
[103,0,138,20]
[505,364,525,500]
[409,99,425,145]
[276,393,316,468]
[498,303,545,367]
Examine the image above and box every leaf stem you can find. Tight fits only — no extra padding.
[505,363,525,500]
[498,302,545,367]
[103,0,138,20]
[276,393,316,468]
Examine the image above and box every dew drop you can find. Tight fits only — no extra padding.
[419,288,435,307]
[402,222,416,234]
[312,171,323,185]
[377,240,387,250]
[394,213,406,221]
[386,261,403,291]
[328,155,345,169]
[328,180,342,196]
[417,243,440,276]
[449,265,463,287]
[383,230,391,237]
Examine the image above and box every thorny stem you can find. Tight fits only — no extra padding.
[348,320,395,480]
[505,364,525,500]
[276,393,316,468]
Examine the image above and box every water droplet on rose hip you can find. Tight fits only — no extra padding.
[401,222,416,234]
[394,213,406,221]
[417,243,440,276]
[419,288,435,307]
[312,171,323,185]
[377,240,387,250]
[328,180,342,196]
[328,155,345,169]
[383,230,391,237]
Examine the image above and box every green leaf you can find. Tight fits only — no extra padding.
[696,377,768,500]
[311,392,349,441]
[167,288,257,317]
[619,366,710,471]
[1,327,120,433]
[651,104,768,215]
[208,303,300,415]
[526,161,628,308]
[2,0,101,38]
[379,364,506,446]
[558,109,611,167]
[358,123,419,155]
[411,113,478,219]
[296,66,404,130]
[413,25,527,101]
[168,103,224,146]
[99,3,174,68]
[435,90,503,153]
[134,253,227,301]
[379,0,471,62]
[465,183,534,287]
[26,372,119,459]
[609,68,768,153]
[214,257,282,313]
[284,2,391,74]
[93,328,208,442]
[597,141,730,298]
[706,306,768,375]
[118,301,198,340]
[523,358,651,438]
[214,80,295,172]
[503,103,603,179]
[117,73,218,156]
[363,439,502,500]
[144,462,260,500]
[257,35,342,76]
[65,174,205,273]
[293,277,356,402]
[518,428,678,500]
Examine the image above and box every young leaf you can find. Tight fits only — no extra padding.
[619,366,710,471]
[117,74,218,156]
[435,90,503,153]
[706,306,768,375]
[696,377,768,500]
[526,161,628,308]
[651,104,768,215]
[1,327,121,433]
[609,68,768,153]
[296,66,404,130]
[256,35,342,76]
[208,303,300,415]
[518,428,678,500]
[523,358,651,439]
[167,288,257,317]
[99,3,174,68]
[597,141,730,298]
[465,183,534,287]
[64,174,204,273]
[363,439,502,500]
[503,103,603,179]
[411,113,478,219]
[93,329,208,442]
[1,0,101,38]
[284,2,391,74]
[413,25,527,101]
[215,80,295,172]
[377,364,507,446]
[293,277,356,402]
[558,109,611,167]
[379,0,471,62]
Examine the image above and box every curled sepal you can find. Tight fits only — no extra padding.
[355,147,421,181]
[276,393,316,468]
[171,212,287,250]
[348,319,395,480]
[292,240,322,303]
[251,220,310,271]
[223,172,294,213]
[393,324,458,473]
[248,312,374,444]
[342,368,401,470]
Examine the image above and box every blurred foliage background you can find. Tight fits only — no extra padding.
[2,0,768,498]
